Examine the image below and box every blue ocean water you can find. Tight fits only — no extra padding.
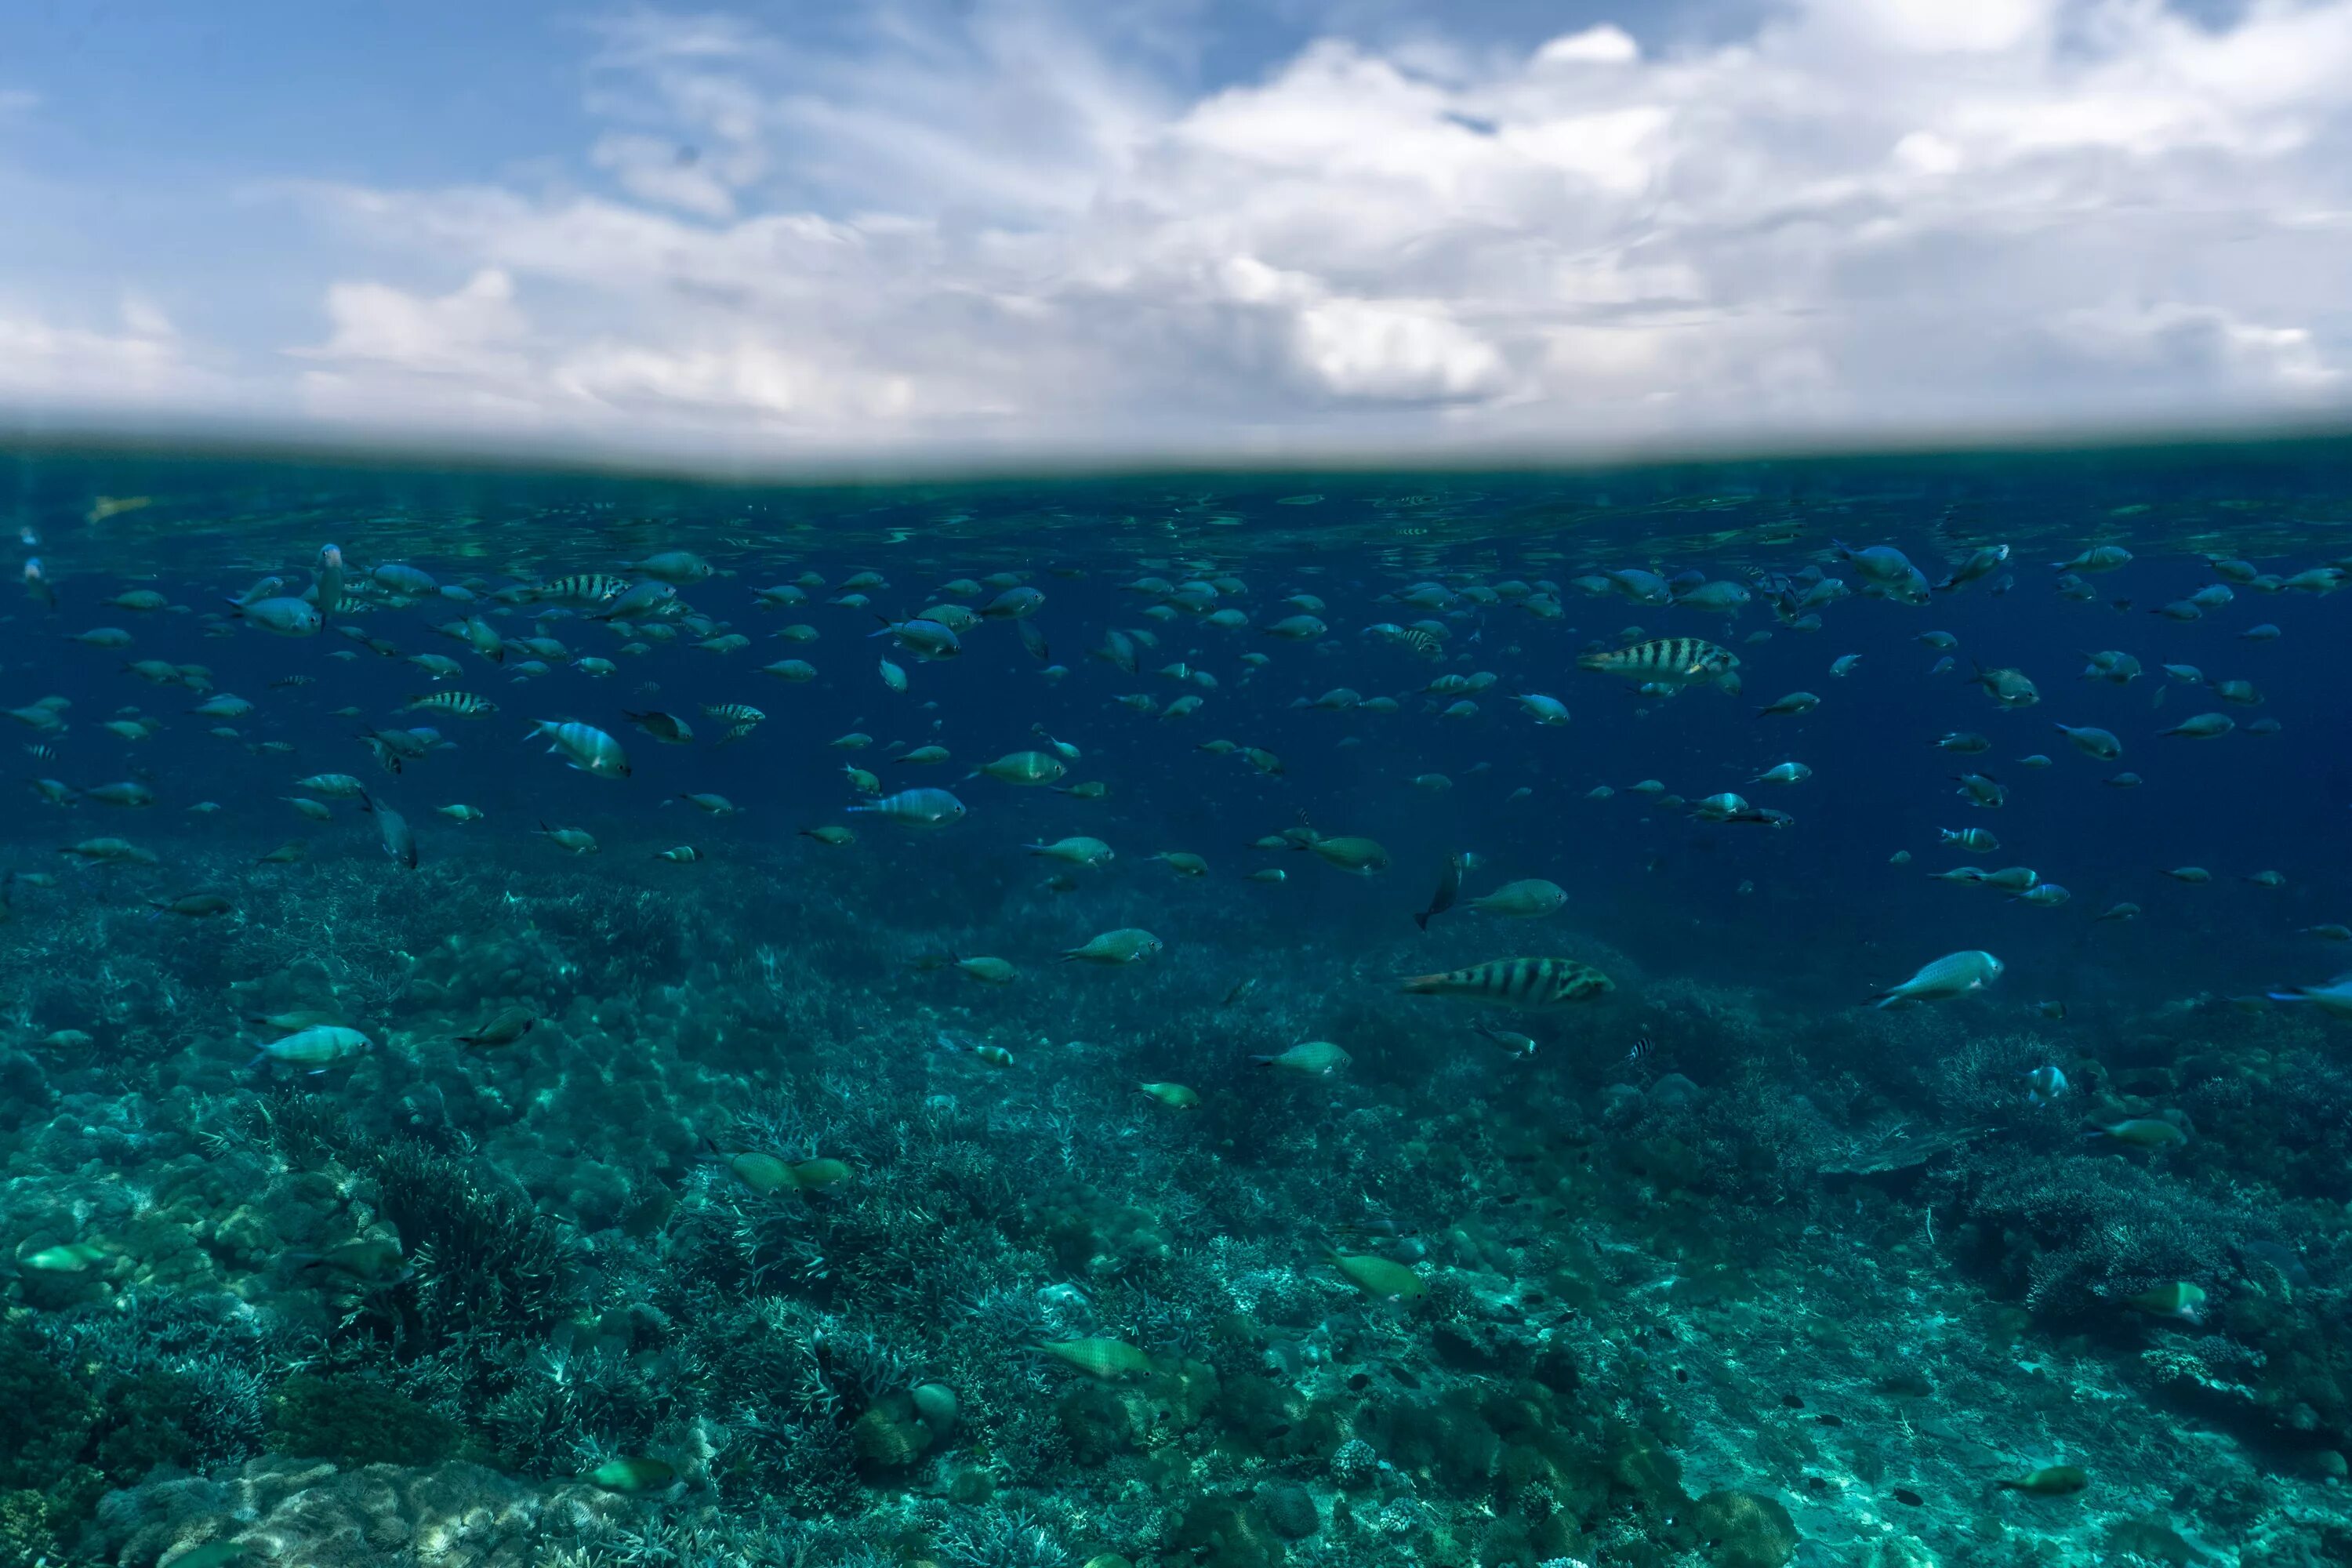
[1,436,2348,1568]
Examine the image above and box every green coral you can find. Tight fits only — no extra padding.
[0,1326,99,1491]
[1681,1490,1798,1568]
[266,1374,463,1468]
[0,1489,66,1568]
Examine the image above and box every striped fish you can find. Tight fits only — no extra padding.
[701,702,766,724]
[1399,956,1614,1008]
[1576,637,1740,687]
[532,573,630,606]
[401,691,497,717]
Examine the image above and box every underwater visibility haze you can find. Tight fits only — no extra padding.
[5,437,2352,1568]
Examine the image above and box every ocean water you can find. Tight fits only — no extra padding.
[2,437,2350,1568]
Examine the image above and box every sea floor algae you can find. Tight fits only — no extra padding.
[2,444,2352,1567]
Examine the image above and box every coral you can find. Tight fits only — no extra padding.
[1254,1479,1320,1540]
[267,1374,466,1468]
[1680,1490,1798,1568]
[931,1504,1069,1568]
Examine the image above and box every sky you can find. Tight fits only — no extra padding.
[2,0,2349,466]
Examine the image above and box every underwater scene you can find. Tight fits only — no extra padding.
[5,437,2352,1568]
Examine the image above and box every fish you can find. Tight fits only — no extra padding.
[587,1457,678,1494]
[1400,956,1613,1008]
[2053,724,2122,760]
[969,751,1066,786]
[1873,951,2003,1008]
[252,1025,373,1071]
[1998,1465,2089,1497]
[2088,1118,2190,1149]
[532,720,632,777]
[459,1007,539,1048]
[402,691,497,718]
[1757,691,1820,717]
[1466,879,1568,919]
[2122,1281,2206,1323]
[1026,837,1114,867]
[1306,836,1391,876]
[1138,1082,1200,1110]
[1036,1338,1152,1381]
[1576,637,1740,688]
[1415,854,1464,931]
[357,792,416,869]
[2269,978,2352,1018]
[2053,546,2132,572]
[2024,1065,2067,1104]
[536,823,600,855]
[1327,1249,1426,1298]
[1061,927,1163,964]
[226,596,322,637]
[1250,1040,1353,1075]
[848,788,967,829]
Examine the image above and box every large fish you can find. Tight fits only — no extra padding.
[1399,956,1614,1008]
[1576,637,1739,689]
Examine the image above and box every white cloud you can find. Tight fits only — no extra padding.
[296,268,528,376]
[32,0,2352,454]
[0,295,205,405]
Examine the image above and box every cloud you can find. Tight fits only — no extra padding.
[0,295,208,406]
[49,2,2352,455]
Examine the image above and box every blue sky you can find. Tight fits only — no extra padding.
[2,0,2347,463]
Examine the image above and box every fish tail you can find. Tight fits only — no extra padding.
[1413,911,1432,932]
[1247,1054,1278,1068]
[1397,974,1445,994]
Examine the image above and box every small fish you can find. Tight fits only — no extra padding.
[1326,1249,1425,1298]
[1998,1465,2089,1497]
[532,720,631,777]
[1415,853,1464,931]
[848,787,967,829]
[252,1025,373,1071]
[2024,1065,2067,1103]
[1873,950,2003,1008]
[402,691,497,718]
[1250,1040,1353,1076]
[1138,1082,1201,1110]
[1756,691,1820,717]
[2088,1118,2189,1150]
[2053,724,2122,761]
[2122,1281,2206,1323]
[1036,1338,1152,1381]
[587,1457,678,1494]
[1467,879,1568,919]
[536,822,600,855]
[1475,1022,1538,1058]
[459,1007,539,1047]
[1061,927,1163,964]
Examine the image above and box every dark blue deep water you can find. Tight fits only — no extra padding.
[2,437,2349,1568]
